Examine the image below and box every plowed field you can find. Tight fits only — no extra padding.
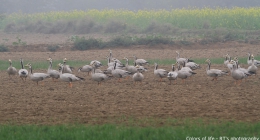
[0,33,259,124]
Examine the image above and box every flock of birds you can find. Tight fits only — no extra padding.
[6,50,260,87]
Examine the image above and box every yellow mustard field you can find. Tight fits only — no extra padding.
[1,7,260,30]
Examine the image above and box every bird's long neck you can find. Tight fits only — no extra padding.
[109,51,112,58]
[232,62,237,70]
[154,64,158,70]
[236,60,239,68]
[176,52,180,59]
[248,54,251,61]
[172,65,175,71]
[49,61,53,70]
[251,59,255,66]
[9,61,12,67]
[92,66,96,74]
[107,57,110,64]
[126,59,129,66]
[113,62,117,70]
[29,66,33,74]
[59,66,64,74]
[21,60,24,69]
[207,62,211,70]
[177,64,180,71]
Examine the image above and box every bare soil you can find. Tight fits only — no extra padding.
[0,33,260,125]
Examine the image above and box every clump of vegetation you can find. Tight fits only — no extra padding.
[72,35,175,50]
[47,45,59,52]
[107,36,133,47]
[136,35,175,46]
[73,36,103,50]
[12,36,26,46]
[0,44,9,52]
[179,40,193,46]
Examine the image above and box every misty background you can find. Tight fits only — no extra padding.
[1,0,260,14]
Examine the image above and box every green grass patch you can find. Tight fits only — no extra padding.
[0,119,259,140]
[1,56,259,71]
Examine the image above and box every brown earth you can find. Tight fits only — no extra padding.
[0,33,260,125]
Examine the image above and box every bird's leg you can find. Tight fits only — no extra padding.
[69,82,72,88]
[238,80,242,85]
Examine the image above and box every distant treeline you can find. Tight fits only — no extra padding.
[1,0,260,14]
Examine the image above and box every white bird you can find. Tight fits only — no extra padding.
[225,55,233,73]
[176,51,188,67]
[107,56,124,68]
[250,54,260,67]
[233,57,252,78]
[167,64,178,85]
[78,64,93,75]
[205,59,228,81]
[154,63,168,82]
[134,61,148,73]
[185,61,200,70]
[109,49,122,64]
[62,58,73,73]
[25,63,50,85]
[247,52,252,65]
[224,54,230,66]
[247,55,258,75]
[90,60,102,68]
[58,64,85,88]
[18,58,28,81]
[133,55,149,66]
[90,62,109,85]
[132,65,144,84]
[47,58,60,81]
[179,61,196,76]
[111,61,131,82]
[7,59,17,79]
[176,63,196,84]
[230,60,250,85]
[124,57,137,74]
